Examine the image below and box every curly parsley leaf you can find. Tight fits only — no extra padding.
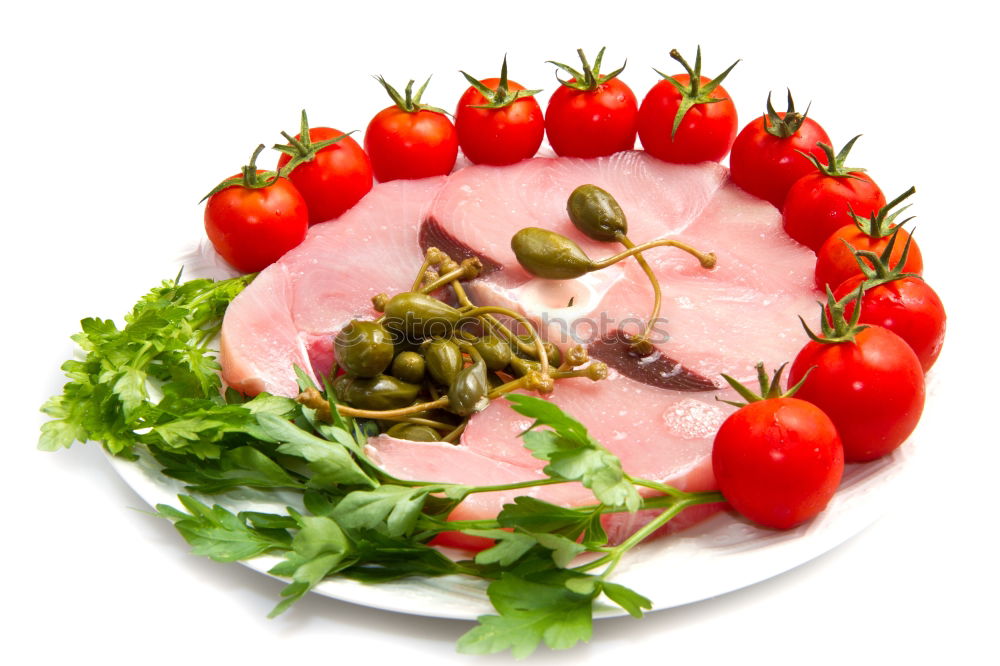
[40,274,254,456]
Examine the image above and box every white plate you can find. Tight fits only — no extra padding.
[104,235,922,621]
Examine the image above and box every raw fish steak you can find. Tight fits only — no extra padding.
[218,152,821,542]
[220,176,445,397]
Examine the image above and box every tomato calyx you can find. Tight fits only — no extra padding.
[797,135,868,179]
[801,285,869,344]
[272,110,356,176]
[850,186,916,239]
[200,144,280,202]
[718,362,812,407]
[374,75,449,115]
[761,90,811,139]
[547,47,626,92]
[652,46,739,139]
[841,226,922,292]
[459,55,542,109]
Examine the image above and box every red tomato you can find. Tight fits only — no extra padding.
[816,224,922,290]
[713,397,844,530]
[814,187,923,290]
[455,59,544,166]
[782,137,886,252]
[788,325,925,462]
[637,48,739,164]
[833,276,946,373]
[364,77,458,182]
[203,146,308,273]
[729,92,831,207]
[544,48,638,158]
[275,113,372,224]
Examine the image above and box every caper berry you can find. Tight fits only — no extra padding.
[567,184,628,242]
[385,423,441,442]
[473,335,512,371]
[333,320,395,378]
[424,338,464,386]
[383,292,463,340]
[511,227,595,279]
[507,354,541,378]
[391,351,426,384]
[334,374,420,411]
[447,359,490,417]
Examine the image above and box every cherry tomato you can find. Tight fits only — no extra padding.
[814,187,923,290]
[816,224,922,290]
[203,146,308,274]
[833,275,946,373]
[782,137,886,252]
[544,48,638,158]
[789,323,925,463]
[364,77,458,182]
[637,47,739,164]
[713,397,844,530]
[275,111,372,224]
[455,59,544,166]
[729,92,831,207]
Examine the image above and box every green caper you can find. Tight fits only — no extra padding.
[507,354,541,378]
[510,337,560,366]
[385,423,441,442]
[334,374,421,411]
[383,292,464,340]
[447,359,490,417]
[423,338,464,386]
[390,351,426,384]
[567,184,628,242]
[472,335,512,371]
[333,320,396,378]
[511,227,595,279]
[542,342,562,367]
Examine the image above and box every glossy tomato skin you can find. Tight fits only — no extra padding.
[276,127,372,224]
[729,113,831,208]
[455,78,544,166]
[834,275,946,373]
[788,326,925,462]
[637,75,737,164]
[713,398,844,530]
[204,174,308,273]
[364,106,458,182]
[815,224,923,290]
[545,77,638,158]
[782,172,886,252]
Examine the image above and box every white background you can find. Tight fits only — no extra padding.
[5,1,997,663]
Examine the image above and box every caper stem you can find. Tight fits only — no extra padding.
[409,254,435,292]
[450,279,538,357]
[419,265,468,294]
[461,306,549,377]
[336,396,451,420]
[592,238,717,271]
[617,234,663,346]
[442,419,468,443]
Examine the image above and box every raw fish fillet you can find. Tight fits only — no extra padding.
[220,177,445,397]
[420,152,726,287]
[367,374,732,544]
[219,153,821,544]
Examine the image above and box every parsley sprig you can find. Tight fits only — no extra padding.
[40,275,724,656]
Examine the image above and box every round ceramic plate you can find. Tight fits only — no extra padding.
[106,237,923,621]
